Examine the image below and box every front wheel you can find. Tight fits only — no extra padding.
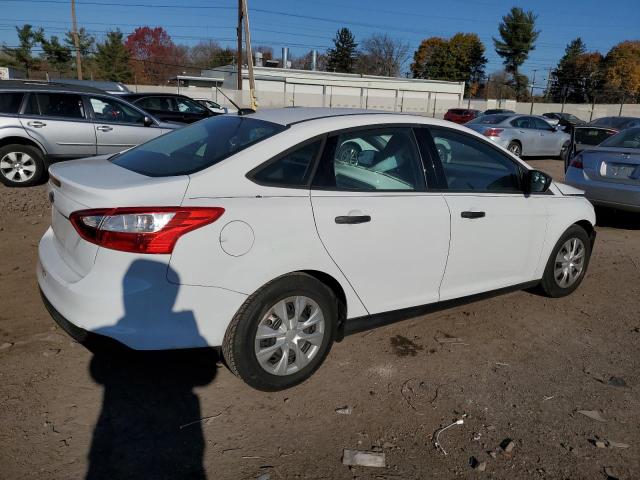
[222,273,338,391]
[539,225,592,298]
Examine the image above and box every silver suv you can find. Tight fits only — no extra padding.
[0,81,180,187]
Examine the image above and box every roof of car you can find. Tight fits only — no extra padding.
[0,79,106,94]
[245,107,393,126]
[122,92,192,99]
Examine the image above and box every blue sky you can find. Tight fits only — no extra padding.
[1,0,639,86]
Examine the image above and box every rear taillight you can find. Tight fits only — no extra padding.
[483,128,503,137]
[70,207,224,254]
[569,154,583,169]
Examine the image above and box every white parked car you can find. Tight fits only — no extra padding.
[38,108,596,390]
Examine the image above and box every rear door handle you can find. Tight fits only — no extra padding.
[461,211,485,219]
[96,125,113,132]
[335,215,371,224]
[28,121,46,128]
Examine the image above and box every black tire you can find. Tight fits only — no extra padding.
[0,143,46,187]
[539,225,592,298]
[559,141,570,161]
[507,141,522,157]
[222,273,338,391]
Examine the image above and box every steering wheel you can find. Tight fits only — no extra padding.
[435,141,452,163]
[336,141,362,166]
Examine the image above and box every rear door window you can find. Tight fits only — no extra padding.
[312,127,426,191]
[112,115,286,177]
[0,92,24,114]
[33,93,85,119]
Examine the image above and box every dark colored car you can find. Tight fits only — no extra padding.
[543,112,586,131]
[588,116,640,131]
[562,117,640,170]
[483,108,515,116]
[443,108,481,124]
[121,93,218,124]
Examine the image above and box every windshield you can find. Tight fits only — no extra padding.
[599,127,640,149]
[112,116,286,177]
[468,114,510,125]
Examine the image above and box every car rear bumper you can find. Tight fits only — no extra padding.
[38,227,248,350]
[565,168,640,212]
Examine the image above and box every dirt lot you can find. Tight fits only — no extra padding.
[1,159,639,480]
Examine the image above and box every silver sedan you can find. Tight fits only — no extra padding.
[565,127,640,212]
[465,114,571,158]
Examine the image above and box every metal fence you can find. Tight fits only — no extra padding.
[127,84,640,120]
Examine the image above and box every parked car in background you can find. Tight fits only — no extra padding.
[0,81,179,187]
[543,112,586,130]
[195,98,228,115]
[39,108,596,390]
[122,93,218,124]
[565,126,640,212]
[482,108,515,116]
[444,108,481,124]
[466,114,571,158]
[588,116,640,131]
[565,126,618,170]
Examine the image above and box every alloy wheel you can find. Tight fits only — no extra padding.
[554,237,586,288]
[254,296,325,376]
[508,143,521,157]
[0,152,37,183]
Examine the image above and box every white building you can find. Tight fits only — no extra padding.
[201,65,465,113]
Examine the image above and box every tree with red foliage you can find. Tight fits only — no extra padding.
[125,26,189,84]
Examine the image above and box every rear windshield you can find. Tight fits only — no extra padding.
[590,117,640,130]
[574,127,616,146]
[599,127,640,149]
[468,114,510,125]
[111,115,286,177]
[0,92,24,114]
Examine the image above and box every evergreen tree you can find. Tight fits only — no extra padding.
[64,27,95,57]
[550,38,587,102]
[95,30,133,82]
[493,7,540,100]
[1,24,44,77]
[41,35,72,76]
[327,28,358,73]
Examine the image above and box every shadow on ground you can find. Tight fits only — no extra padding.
[595,206,640,230]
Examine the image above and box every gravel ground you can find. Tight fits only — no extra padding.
[0,159,639,479]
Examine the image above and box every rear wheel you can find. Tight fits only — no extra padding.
[539,225,592,297]
[222,273,337,391]
[0,144,46,187]
[507,141,522,157]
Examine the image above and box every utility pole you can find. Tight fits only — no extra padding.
[544,67,552,101]
[70,0,83,80]
[242,0,257,109]
[529,69,537,114]
[236,0,243,90]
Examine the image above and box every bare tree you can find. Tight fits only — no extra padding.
[357,33,410,77]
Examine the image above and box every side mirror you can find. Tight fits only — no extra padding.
[525,169,552,194]
[143,116,154,127]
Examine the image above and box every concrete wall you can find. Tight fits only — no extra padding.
[125,84,640,120]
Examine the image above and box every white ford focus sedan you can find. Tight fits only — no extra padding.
[38,108,596,390]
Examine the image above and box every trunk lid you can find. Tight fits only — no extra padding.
[582,148,640,185]
[48,156,190,277]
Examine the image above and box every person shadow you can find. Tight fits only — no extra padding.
[85,259,218,480]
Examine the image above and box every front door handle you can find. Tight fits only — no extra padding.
[461,211,485,219]
[335,215,371,224]
[96,125,113,132]
[28,121,46,128]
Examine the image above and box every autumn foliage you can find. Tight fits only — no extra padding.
[125,26,190,84]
